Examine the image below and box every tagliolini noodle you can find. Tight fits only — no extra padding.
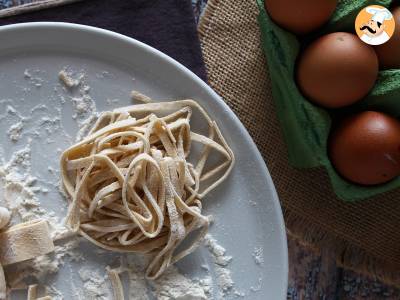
[60,100,234,279]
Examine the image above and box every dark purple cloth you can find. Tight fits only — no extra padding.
[0,0,207,81]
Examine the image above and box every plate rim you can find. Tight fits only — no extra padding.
[0,21,288,298]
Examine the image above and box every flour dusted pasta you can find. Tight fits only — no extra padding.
[60,100,234,279]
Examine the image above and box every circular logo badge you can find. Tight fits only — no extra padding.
[355,5,395,45]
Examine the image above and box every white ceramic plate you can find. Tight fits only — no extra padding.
[0,23,287,299]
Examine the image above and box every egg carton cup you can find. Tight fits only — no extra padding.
[256,0,400,201]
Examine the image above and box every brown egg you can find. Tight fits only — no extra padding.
[330,111,400,185]
[297,32,378,108]
[264,0,337,34]
[375,7,400,69]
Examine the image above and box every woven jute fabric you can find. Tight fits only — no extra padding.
[199,0,400,286]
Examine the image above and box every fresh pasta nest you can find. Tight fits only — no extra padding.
[60,100,234,279]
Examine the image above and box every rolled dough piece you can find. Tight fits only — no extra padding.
[26,284,52,300]
[0,220,54,266]
[27,284,38,300]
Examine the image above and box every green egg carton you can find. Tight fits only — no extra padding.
[256,0,400,201]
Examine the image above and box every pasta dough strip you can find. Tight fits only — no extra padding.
[60,100,234,279]
[0,220,54,266]
[106,267,125,300]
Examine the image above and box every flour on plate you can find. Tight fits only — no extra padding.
[150,266,211,300]
[7,121,24,142]
[119,254,213,300]
[58,68,96,126]
[0,68,243,299]
[204,234,239,297]
[78,267,112,299]
[252,246,264,265]
[0,142,47,224]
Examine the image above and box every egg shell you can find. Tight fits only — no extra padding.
[297,32,379,108]
[264,0,337,34]
[375,7,400,69]
[330,111,400,185]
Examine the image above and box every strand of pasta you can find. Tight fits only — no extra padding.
[60,100,234,279]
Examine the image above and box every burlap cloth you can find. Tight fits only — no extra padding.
[199,0,400,286]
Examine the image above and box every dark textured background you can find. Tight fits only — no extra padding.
[0,0,207,81]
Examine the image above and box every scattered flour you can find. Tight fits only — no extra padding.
[116,254,213,300]
[78,267,112,300]
[23,69,31,79]
[234,290,246,297]
[96,70,115,79]
[75,113,99,142]
[74,253,214,300]
[204,234,235,297]
[23,68,44,88]
[150,266,211,300]
[0,68,249,300]
[71,95,95,118]
[250,276,263,292]
[121,255,150,299]
[58,68,97,127]
[7,121,24,142]
[252,246,264,265]
[6,105,17,115]
[204,235,233,267]
[106,98,120,105]
[0,143,46,223]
